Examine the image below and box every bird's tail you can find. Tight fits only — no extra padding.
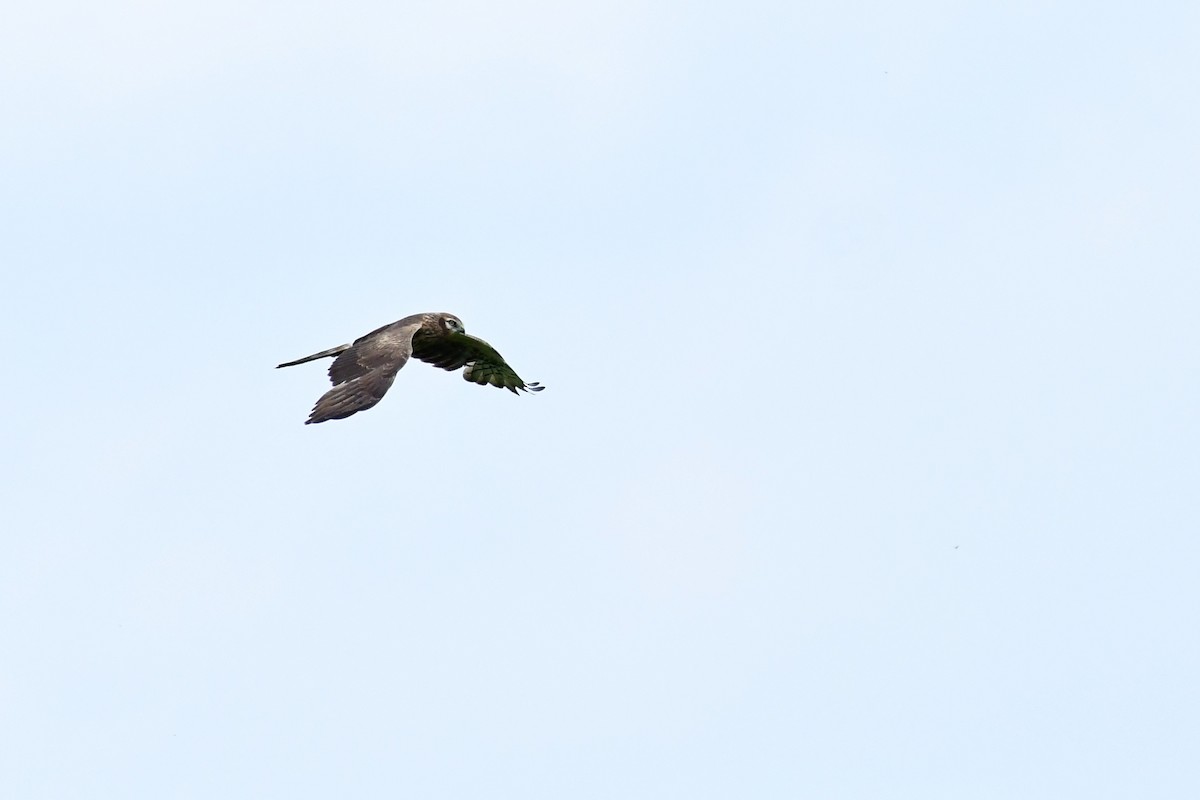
[276,344,350,369]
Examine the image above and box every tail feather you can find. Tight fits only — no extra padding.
[276,344,350,369]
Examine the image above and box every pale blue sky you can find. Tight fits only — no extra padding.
[3,2,1198,797]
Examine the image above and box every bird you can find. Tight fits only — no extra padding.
[277,312,544,424]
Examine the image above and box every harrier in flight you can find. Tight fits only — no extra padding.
[277,312,544,424]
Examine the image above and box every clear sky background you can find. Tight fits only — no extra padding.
[3,2,1198,797]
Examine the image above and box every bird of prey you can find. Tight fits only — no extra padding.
[277,312,544,424]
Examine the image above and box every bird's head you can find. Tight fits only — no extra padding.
[439,314,465,334]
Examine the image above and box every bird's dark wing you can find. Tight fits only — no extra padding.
[306,319,423,424]
[412,331,543,395]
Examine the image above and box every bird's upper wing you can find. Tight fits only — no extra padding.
[326,316,424,385]
[412,330,543,395]
[306,319,423,424]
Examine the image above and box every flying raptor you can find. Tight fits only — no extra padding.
[277,312,544,424]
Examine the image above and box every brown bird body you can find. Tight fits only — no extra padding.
[277,312,543,424]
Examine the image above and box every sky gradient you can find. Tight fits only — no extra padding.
[3,2,1199,797]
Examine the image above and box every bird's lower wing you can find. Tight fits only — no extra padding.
[306,366,401,424]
